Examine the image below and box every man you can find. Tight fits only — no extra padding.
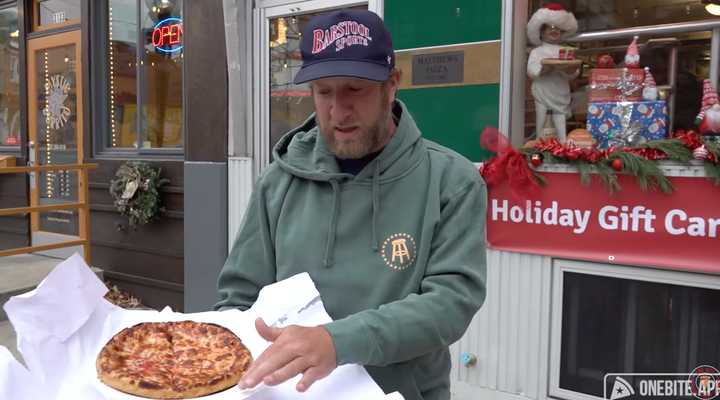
[216,9,486,400]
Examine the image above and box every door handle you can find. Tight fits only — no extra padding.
[28,141,37,189]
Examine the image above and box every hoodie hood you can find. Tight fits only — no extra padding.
[271,100,425,267]
[272,100,424,183]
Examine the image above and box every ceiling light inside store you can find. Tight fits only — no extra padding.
[703,0,720,15]
[10,30,18,37]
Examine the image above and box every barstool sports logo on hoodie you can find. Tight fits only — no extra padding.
[605,365,720,399]
[380,233,417,271]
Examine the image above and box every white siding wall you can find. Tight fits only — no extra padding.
[451,249,553,400]
[228,157,254,250]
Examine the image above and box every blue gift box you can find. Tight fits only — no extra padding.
[586,100,668,148]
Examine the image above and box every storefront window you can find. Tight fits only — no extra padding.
[105,0,183,152]
[34,0,81,28]
[0,4,20,148]
[560,272,720,398]
[573,1,716,32]
[523,1,716,148]
[268,5,365,158]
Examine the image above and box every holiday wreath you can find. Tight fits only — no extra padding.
[109,161,170,227]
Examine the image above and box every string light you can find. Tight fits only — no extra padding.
[44,50,53,198]
[109,6,117,147]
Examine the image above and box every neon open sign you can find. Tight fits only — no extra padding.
[152,17,183,53]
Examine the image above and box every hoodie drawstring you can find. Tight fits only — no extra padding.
[371,160,380,252]
[323,179,341,268]
[323,163,380,266]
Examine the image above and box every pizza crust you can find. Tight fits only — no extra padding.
[96,321,252,399]
[97,373,244,399]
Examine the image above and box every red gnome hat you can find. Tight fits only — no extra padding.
[643,67,656,88]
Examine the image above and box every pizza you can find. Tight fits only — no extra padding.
[96,321,252,399]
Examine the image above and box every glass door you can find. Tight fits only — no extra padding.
[27,29,83,242]
[253,0,380,174]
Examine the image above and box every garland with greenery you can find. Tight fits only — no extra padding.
[519,132,720,194]
[109,161,170,227]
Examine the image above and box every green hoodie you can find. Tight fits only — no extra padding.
[216,101,487,400]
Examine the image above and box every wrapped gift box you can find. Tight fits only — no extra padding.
[588,68,644,102]
[587,100,668,148]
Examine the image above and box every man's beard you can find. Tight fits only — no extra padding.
[318,90,392,159]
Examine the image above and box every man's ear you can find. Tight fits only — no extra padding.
[387,68,402,101]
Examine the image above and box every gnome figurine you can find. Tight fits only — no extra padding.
[526,3,579,142]
[642,67,658,101]
[695,79,720,135]
[625,36,640,68]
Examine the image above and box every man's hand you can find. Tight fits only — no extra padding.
[238,318,337,392]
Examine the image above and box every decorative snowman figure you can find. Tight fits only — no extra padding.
[526,3,579,142]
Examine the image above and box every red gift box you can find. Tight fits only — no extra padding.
[588,68,644,102]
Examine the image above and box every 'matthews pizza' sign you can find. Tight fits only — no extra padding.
[486,172,720,273]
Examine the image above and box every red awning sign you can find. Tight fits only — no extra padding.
[486,172,720,274]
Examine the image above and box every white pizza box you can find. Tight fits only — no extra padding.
[1,253,404,400]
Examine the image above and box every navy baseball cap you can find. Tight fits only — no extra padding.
[293,9,395,84]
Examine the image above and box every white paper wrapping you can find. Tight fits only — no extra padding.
[1,254,402,400]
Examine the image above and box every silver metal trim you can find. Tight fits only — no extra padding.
[536,161,708,178]
[568,19,720,42]
[712,28,720,89]
[510,0,528,147]
[668,47,678,134]
[498,0,514,138]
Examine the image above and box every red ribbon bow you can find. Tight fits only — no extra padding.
[479,127,540,199]
[675,131,704,150]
